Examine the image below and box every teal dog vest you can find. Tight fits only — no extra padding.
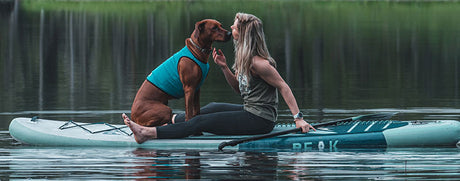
[147,46,209,98]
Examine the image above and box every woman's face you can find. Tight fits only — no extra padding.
[231,19,239,40]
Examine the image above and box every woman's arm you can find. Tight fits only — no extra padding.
[212,48,240,94]
[251,56,316,133]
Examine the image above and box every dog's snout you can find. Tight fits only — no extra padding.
[224,31,232,41]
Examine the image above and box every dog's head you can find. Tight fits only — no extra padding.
[193,19,232,43]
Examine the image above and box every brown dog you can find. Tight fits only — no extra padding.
[131,19,231,127]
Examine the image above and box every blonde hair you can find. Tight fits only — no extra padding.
[232,12,276,77]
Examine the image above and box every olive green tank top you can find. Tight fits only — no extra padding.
[238,74,278,121]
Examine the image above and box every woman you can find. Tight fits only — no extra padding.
[123,13,315,144]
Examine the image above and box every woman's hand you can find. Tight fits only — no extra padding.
[212,48,227,68]
[295,119,316,133]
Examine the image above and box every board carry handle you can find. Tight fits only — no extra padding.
[218,112,397,151]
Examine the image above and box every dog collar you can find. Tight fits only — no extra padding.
[190,39,211,54]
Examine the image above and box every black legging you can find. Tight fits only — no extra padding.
[156,102,275,139]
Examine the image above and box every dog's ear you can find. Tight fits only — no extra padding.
[194,20,206,39]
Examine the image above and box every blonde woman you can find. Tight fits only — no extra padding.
[123,13,315,143]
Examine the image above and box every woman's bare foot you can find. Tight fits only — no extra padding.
[171,114,177,124]
[122,113,157,144]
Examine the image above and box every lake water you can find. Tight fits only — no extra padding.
[1,0,460,180]
[0,145,459,180]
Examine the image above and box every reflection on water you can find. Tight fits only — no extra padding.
[1,0,460,122]
[1,145,459,180]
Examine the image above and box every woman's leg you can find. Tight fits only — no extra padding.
[157,110,274,139]
[173,102,243,123]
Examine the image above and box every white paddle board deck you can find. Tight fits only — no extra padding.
[9,117,460,150]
